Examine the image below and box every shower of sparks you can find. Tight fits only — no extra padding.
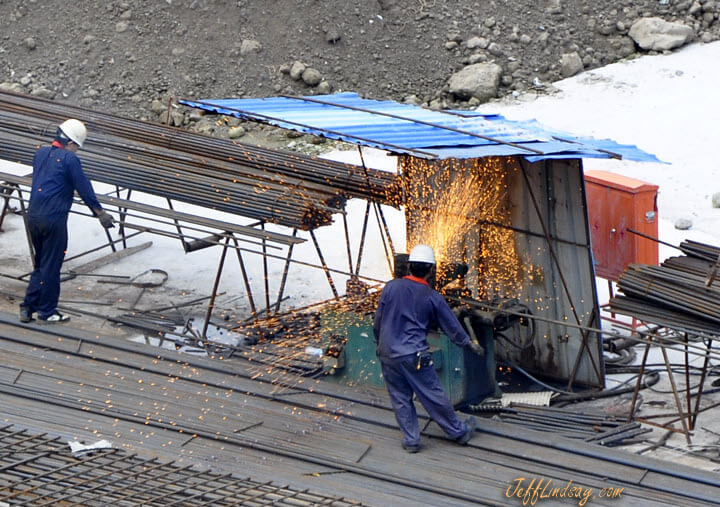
[401,156,522,298]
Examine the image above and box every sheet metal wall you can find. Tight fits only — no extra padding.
[401,155,604,388]
[510,157,603,388]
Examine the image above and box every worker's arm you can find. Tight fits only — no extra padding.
[66,154,102,211]
[65,155,113,228]
[433,293,470,348]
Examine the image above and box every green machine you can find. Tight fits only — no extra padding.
[319,306,496,406]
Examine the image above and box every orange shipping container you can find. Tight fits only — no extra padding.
[584,170,659,281]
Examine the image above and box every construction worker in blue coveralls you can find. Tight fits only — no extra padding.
[19,119,114,324]
[373,244,484,453]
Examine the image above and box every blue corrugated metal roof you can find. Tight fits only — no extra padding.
[179,92,661,162]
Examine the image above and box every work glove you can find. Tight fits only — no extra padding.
[467,340,484,357]
[97,210,115,229]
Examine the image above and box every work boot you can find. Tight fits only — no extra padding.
[401,441,421,453]
[38,311,70,324]
[456,416,477,445]
[19,305,32,323]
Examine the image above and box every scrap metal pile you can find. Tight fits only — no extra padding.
[610,239,720,336]
[0,90,396,230]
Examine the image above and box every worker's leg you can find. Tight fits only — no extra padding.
[34,216,68,319]
[22,217,46,312]
[407,357,466,440]
[380,355,421,447]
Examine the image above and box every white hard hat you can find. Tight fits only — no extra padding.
[58,119,87,147]
[408,244,436,264]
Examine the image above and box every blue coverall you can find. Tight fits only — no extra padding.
[373,275,471,447]
[22,143,102,319]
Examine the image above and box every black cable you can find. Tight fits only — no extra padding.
[552,370,661,405]
[603,347,636,365]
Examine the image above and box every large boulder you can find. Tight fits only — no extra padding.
[448,63,502,102]
[628,17,694,51]
[560,52,583,78]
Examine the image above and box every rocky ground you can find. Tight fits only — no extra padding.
[1,0,719,139]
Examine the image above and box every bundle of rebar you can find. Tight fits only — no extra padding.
[610,261,720,336]
[0,90,398,230]
[662,255,715,278]
[492,405,650,446]
[679,239,720,262]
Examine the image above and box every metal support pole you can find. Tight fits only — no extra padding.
[684,333,692,429]
[628,339,652,423]
[342,212,354,274]
[358,146,394,272]
[202,236,231,339]
[15,186,35,267]
[355,201,371,276]
[310,229,339,299]
[261,222,271,317]
[660,343,692,444]
[103,227,117,253]
[231,235,257,322]
[0,182,17,232]
[691,338,713,429]
[118,188,132,250]
[274,229,298,315]
[166,198,189,252]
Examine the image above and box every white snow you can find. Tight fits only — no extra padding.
[485,41,720,259]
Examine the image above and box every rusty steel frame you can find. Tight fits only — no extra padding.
[628,330,714,445]
[1,165,392,338]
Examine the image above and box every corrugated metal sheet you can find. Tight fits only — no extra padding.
[179,92,661,162]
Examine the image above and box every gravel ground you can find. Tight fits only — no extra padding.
[1,0,718,122]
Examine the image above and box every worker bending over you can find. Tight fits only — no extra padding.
[19,119,114,323]
[373,244,483,453]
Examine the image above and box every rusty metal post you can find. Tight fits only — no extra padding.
[691,338,713,429]
[231,235,258,322]
[355,201,371,276]
[0,182,17,232]
[310,229,339,299]
[261,222,271,317]
[166,198,190,252]
[660,343,692,444]
[342,211,354,274]
[274,229,298,314]
[202,236,231,339]
[628,338,652,423]
[358,146,394,272]
[117,188,133,249]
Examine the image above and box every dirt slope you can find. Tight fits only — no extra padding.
[1,0,717,120]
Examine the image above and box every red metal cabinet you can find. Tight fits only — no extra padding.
[584,170,659,281]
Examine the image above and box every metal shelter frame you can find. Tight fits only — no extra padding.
[0,170,391,339]
[0,90,402,340]
[180,94,640,390]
